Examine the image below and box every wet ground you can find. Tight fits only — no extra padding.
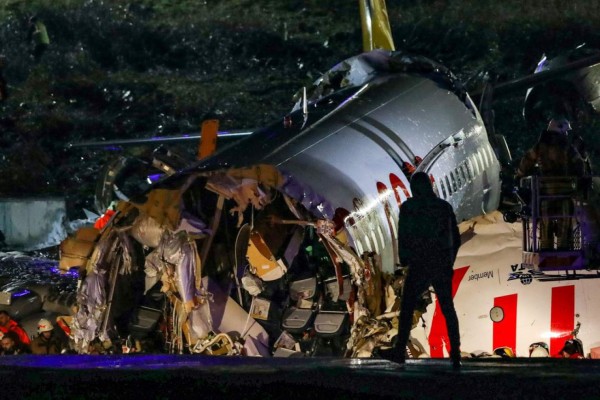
[1,356,599,399]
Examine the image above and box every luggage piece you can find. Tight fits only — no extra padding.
[249,297,272,321]
[313,311,348,337]
[281,307,315,334]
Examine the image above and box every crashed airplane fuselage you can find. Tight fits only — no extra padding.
[60,50,501,357]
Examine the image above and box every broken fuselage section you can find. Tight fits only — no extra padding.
[61,50,495,357]
[62,165,403,357]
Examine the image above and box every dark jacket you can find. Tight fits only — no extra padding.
[398,172,461,272]
[30,333,64,355]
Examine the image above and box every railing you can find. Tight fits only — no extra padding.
[519,176,592,271]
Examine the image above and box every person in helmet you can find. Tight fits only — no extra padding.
[30,318,67,354]
[529,342,550,358]
[493,346,515,358]
[516,118,585,250]
[0,310,30,346]
[0,331,30,355]
[560,339,584,359]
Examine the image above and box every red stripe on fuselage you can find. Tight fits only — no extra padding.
[389,173,411,205]
[550,285,575,356]
[492,294,517,354]
[428,266,469,357]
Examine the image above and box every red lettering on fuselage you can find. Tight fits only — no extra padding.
[389,173,411,206]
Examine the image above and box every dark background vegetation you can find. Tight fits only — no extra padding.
[1,0,600,218]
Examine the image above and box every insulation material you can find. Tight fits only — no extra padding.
[131,188,183,230]
[226,164,284,189]
[187,301,213,342]
[72,270,108,353]
[206,175,271,226]
[117,230,137,275]
[84,228,118,275]
[159,231,202,313]
[129,213,166,248]
[144,249,163,294]
[241,270,263,296]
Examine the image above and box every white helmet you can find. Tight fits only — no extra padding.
[547,118,571,134]
[529,342,550,358]
[37,318,54,333]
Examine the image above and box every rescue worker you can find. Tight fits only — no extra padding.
[516,118,585,250]
[560,339,584,359]
[27,15,50,62]
[0,310,31,346]
[392,172,462,368]
[0,331,30,355]
[493,346,515,358]
[30,318,66,355]
[529,342,550,358]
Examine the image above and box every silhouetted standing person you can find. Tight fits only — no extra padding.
[393,172,462,368]
[27,15,49,62]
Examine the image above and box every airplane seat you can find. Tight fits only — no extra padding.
[281,273,319,330]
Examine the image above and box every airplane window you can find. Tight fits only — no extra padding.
[440,179,447,199]
[389,216,397,239]
[445,175,452,195]
[465,161,473,181]
[478,151,486,169]
[487,145,496,164]
[376,226,385,252]
[449,171,458,192]
[471,155,479,176]
[432,180,441,198]
[454,168,462,188]
[459,164,468,183]
[371,230,380,253]
[355,238,364,255]
[363,234,373,252]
